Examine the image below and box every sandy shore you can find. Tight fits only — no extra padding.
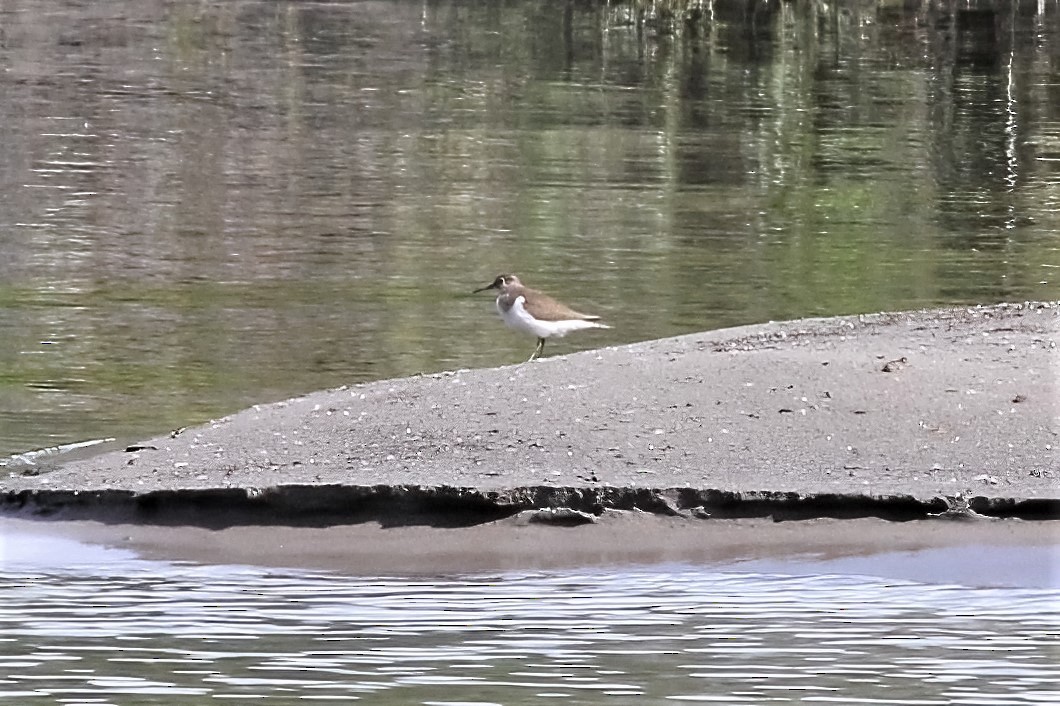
[2,302,1058,526]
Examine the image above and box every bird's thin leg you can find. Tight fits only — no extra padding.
[526,337,545,362]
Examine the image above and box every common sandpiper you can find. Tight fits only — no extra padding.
[473,274,610,362]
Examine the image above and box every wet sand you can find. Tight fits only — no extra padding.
[3,513,1056,584]
[1,302,1058,531]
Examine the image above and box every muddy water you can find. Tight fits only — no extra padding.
[1,532,1058,704]
[2,0,1059,456]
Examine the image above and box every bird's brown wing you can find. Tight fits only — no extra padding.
[521,287,600,322]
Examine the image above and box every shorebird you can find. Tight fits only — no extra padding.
[473,274,610,362]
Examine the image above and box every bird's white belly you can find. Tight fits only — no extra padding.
[499,296,599,339]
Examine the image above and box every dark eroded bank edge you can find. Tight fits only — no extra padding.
[3,484,1057,528]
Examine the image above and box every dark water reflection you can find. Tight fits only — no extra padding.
[1,0,1058,454]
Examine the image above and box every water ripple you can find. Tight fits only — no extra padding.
[0,562,1057,704]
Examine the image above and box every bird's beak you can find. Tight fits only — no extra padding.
[472,283,495,294]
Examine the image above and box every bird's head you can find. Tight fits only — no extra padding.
[473,274,521,293]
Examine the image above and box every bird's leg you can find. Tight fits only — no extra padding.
[526,337,545,362]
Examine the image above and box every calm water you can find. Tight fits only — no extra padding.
[0,533,1058,705]
[1,0,1058,455]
